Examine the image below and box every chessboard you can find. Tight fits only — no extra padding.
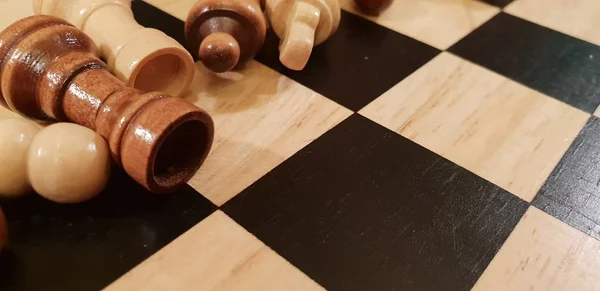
[1,0,600,290]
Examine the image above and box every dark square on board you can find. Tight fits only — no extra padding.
[0,167,216,291]
[450,12,600,114]
[133,1,441,112]
[256,12,440,112]
[477,0,514,8]
[533,116,600,240]
[223,114,528,291]
[133,1,187,47]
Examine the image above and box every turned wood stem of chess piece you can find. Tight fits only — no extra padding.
[265,0,340,70]
[353,0,392,15]
[33,0,195,97]
[0,16,215,194]
[185,0,267,73]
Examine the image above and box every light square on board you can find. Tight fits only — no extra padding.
[360,52,590,202]
[533,117,600,240]
[134,1,352,206]
[0,168,217,291]
[138,0,440,112]
[473,207,600,291]
[339,0,500,50]
[223,114,528,291]
[106,211,324,291]
[506,0,600,47]
[186,61,351,206]
[449,12,600,114]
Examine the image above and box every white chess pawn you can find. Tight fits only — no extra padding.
[0,118,41,198]
[0,118,111,203]
[33,0,196,97]
[28,123,111,204]
[264,0,341,70]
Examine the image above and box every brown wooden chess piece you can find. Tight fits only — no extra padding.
[264,0,340,70]
[185,0,267,73]
[33,0,196,97]
[353,0,393,15]
[0,15,215,194]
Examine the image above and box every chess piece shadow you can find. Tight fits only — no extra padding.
[190,137,284,205]
[182,61,280,114]
[0,15,214,194]
[0,250,18,290]
[0,163,215,290]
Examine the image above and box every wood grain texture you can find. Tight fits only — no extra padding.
[339,0,500,49]
[533,117,600,240]
[222,114,529,291]
[34,0,196,97]
[449,12,600,115]
[143,0,352,205]
[506,0,600,48]
[184,0,266,73]
[473,207,600,291]
[186,61,351,205]
[360,52,589,202]
[105,210,324,291]
[0,14,214,194]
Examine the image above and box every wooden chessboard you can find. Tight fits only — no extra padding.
[2,0,600,290]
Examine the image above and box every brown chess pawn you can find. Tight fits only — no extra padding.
[185,0,267,73]
[353,0,393,15]
[33,0,196,97]
[0,15,214,194]
[264,0,340,70]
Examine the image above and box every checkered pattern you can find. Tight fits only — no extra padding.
[2,0,600,290]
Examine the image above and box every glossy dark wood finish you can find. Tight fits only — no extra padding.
[185,0,266,72]
[353,0,393,15]
[0,15,214,193]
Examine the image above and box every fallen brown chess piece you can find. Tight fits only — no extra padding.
[354,0,393,15]
[33,0,196,97]
[0,15,214,194]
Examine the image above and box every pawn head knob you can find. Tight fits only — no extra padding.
[199,32,241,73]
